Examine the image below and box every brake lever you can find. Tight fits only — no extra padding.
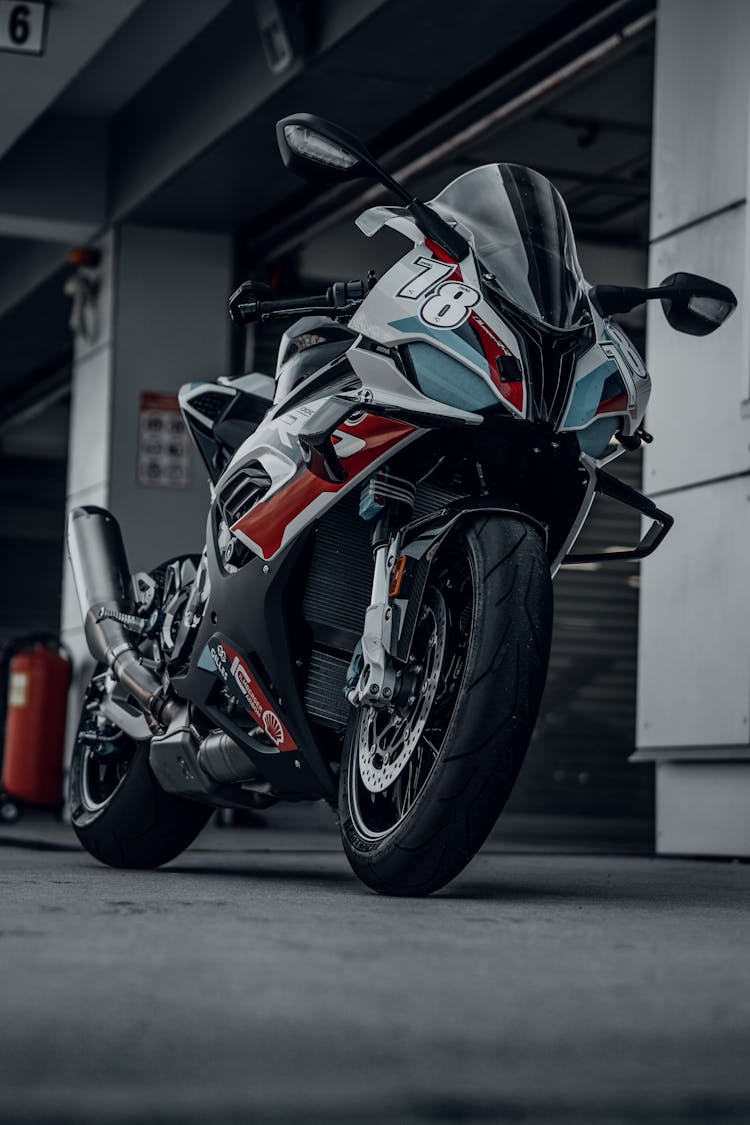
[228,280,271,326]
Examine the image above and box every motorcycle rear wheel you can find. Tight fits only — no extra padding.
[69,670,211,869]
[338,515,552,896]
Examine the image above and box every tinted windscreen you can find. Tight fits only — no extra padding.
[431,164,589,329]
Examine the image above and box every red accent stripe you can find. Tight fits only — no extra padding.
[469,312,523,412]
[232,415,416,558]
[595,393,629,415]
[425,240,523,413]
[424,238,455,265]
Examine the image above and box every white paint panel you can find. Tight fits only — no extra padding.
[656,762,750,856]
[66,481,109,510]
[60,625,95,802]
[651,0,750,240]
[644,204,748,494]
[108,225,231,572]
[66,343,113,496]
[637,476,750,749]
[59,559,81,637]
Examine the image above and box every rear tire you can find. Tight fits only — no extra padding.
[69,672,211,869]
[338,515,552,896]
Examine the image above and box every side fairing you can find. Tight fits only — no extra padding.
[559,316,651,461]
[350,239,528,418]
[214,399,419,562]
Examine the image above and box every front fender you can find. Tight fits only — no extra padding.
[391,498,548,662]
[401,497,547,564]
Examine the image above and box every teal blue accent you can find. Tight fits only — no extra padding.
[407,343,497,411]
[359,492,383,522]
[564,359,619,427]
[577,418,619,458]
[391,316,486,370]
[197,645,216,671]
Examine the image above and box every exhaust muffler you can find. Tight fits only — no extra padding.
[66,506,179,728]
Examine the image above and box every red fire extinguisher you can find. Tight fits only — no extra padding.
[2,639,72,807]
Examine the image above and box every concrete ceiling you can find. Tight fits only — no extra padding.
[0,0,653,420]
[0,0,144,161]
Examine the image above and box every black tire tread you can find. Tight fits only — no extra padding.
[70,735,211,870]
[339,516,552,896]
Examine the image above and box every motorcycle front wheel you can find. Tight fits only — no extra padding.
[338,515,552,896]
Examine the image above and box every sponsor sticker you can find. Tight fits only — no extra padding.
[208,635,297,752]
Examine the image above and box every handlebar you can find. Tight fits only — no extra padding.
[229,279,366,327]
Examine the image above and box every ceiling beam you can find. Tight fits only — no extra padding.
[110,0,390,223]
[0,0,145,162]
[0,116,107,244]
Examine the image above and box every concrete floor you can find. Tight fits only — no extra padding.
[1,812,749,1124]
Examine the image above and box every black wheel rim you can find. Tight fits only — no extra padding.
[349,540,473,840]
[72,673,137,820]
[79,742,133,812]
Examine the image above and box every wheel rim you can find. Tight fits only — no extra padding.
[348,544,473,840]
[73,672,138,819]
[78,741,133,813]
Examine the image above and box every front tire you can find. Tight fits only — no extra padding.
[338,515,552,896]
[69,671,211,869]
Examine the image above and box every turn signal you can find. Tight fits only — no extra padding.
[389,555,407,597]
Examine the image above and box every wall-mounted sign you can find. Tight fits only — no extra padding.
[137,392,191,490]
[0,2,47,55]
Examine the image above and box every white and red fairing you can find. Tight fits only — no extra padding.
[350,207,650,454]
[216,204,649,566]
[221,405,418,562]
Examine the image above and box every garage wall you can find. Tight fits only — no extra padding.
[638,0,750,854]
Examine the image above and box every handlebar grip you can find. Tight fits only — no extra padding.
[233,293,332,326]
[262,294,332,313]
[229,279,366,326]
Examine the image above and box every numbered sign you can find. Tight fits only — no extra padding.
[0,2,47,54]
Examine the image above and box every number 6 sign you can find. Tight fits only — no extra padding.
[0,2,47,55]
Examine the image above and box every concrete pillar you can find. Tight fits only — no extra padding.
[60,224,232,774]
[635,0,750,853]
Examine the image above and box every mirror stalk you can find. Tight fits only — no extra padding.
[407,200,470,261]
[277,112,470,262]
[589,273,737,335]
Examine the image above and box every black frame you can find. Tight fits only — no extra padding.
[562,468,673,565]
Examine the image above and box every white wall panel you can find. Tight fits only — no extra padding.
[656,762,750,855]
[651,0,750,240]
[637,475,750,749]
[65,342,113,496]
[108,225,231,572]
[644,204,748,494]
[59,625,95,787]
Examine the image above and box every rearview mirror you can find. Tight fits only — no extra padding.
[275,112,471,261]
[276,114,370,184]
[589,272,736,335]
[658,272,737,336]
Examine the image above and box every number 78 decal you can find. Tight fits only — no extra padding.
[397,255,480,330]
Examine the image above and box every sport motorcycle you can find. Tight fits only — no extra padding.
[67,114,736,895]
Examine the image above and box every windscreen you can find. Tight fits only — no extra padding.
[430,163,589,329]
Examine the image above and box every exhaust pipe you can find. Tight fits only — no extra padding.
[66,506,179,728]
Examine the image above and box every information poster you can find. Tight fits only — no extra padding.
[137,392,191,490]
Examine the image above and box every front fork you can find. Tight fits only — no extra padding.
[347,534,402,708]
[346,470,417,709]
